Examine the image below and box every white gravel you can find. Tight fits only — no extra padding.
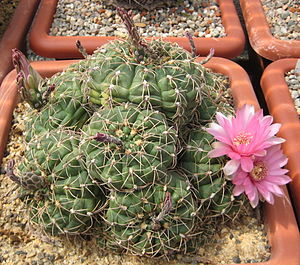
[261,0,300,40]
[49,0,226,38]
[286,62,300,115]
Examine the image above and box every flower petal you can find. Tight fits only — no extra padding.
[233,185,245,196]
[223,159,240,176]
[240,156,254,172]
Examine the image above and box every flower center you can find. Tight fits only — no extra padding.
[233,132,253,146]
[250,161,268,181]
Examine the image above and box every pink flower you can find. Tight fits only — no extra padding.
[206,105,284,175]
[232,145,291,208]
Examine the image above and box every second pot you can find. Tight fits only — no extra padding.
[261,58,300,223]
[29,0,245,59]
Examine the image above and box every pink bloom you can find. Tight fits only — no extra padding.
[206,105,284,175]
[232,145,291,208]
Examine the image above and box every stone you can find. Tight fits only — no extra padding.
[134,22,147,28]
[105,10,113,18]
[132,13,140,21]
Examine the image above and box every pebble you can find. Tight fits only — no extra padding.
[15,250,27,255]
[262,0,300,40]
[286,66,300,115]
[232,256,241,263]
[49,0,226,38]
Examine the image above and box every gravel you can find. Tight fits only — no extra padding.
[286,60,300,115]
[49,0,226,38]
[261,0,300,40]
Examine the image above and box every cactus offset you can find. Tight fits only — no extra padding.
[179,129,246,218]
[30,171,105,236]
[104,171,197,256]
[11,129,106,235]
[80,104,177,191]
[24,70,91,142]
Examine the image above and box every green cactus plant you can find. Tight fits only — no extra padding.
[179,129,245,218]
[29,169,105,235]
[24,70,91,142]
[80,104,177,191]
[81,9,220,129]
[85,38,206,128]
[8,7,246,258]
[104,171,197,256]
[19,129,82,178]
[8,129,106,235]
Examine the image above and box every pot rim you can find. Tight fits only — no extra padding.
[261,58,300,225]
[0,0,40,84]
[1,58,300,264]
[240,0,300,61]
[29,0,245,59]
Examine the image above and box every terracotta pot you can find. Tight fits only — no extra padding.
[240,0,300,61]
[0,0,40,84]
[261,58,300,224]
[29,0,245,59]
[0,58,300,264]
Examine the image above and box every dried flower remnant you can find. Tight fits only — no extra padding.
[154,191,173,222]
[117,7,148,62]
[12,48,44,109]
[92,132,123,146]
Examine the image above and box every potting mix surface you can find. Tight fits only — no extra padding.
[286,69,300,115]
[261,0,300,40]
[49,0,225,38]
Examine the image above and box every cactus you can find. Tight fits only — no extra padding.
[86,38,206,128]
[9,129,106,235]
[8,7,248,258]
[24,70,91,142]
[80,104,177,191]
[193,72,234,125]
[179,129,245,218]
[29,169,105,235]
[19,129,82,178]
[104,171,197,256]
[83,8,213,129]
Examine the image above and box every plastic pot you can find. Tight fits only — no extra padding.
[261,58,300,224]
[0,58,300,264]
[29,0,245,59]
[0,0,40,84]
[240,0,300,61]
